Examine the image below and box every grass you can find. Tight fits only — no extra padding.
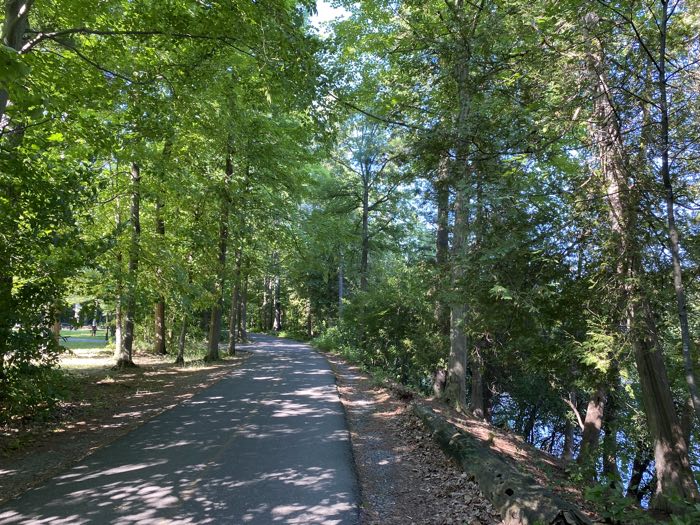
[60,329,108,338]
[59,329,109,349]
[61,340,108,349]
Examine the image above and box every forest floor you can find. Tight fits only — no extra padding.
[0,347,251,506]
[326,352,503,525]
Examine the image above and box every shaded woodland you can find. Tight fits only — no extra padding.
[2,0,700,520]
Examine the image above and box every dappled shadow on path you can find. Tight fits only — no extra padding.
[0,335,358,524]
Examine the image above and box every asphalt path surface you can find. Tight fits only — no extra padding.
[0,335,360,524]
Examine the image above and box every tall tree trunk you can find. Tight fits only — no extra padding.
[153,139,170,356]
[0,249,11,383]
[584,15,699,507]
[602,369,620,487]
[267,275,274,331]
[153,203,166,355]
[227,249,241,356]
[444,186,469,411]
[175,316,187,366]
[338,252,344,319]
[206,150,232,361]
[307,300,313,338]
[360,182,369,292]
[435,154,451,339]
[118,162,140,368]
[114,248,123,359]
[633,298,699,509]
[240,275,248,341]
[273,275,282,331]
[470,342,486,418]
[444,27,472,411]
[261,276,269,331]
[657,2,700,425]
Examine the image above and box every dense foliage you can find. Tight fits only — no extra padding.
[2,0,700,519]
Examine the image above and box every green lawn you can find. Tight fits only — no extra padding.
[60,329,109,349]
[60,328,108,338]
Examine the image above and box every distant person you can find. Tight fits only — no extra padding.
[91,319,97,337]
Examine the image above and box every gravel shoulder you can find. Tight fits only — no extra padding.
[325,352,502,525]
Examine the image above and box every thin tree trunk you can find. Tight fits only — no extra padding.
[115,264,123,358]
[206,150,232,361]
[153,204,166,355]
[154,299,166,354]
[0,249,12,383]
[657,2,700,425]
[338,252,344,319]
[470,342,486,418]
[118,162,140,368]
[626,441,653,503]
[240,275,248,341]
[175,317,187,366]
[360,180,369,292]
[227,249,241,356]
[522,405,538,444]
[273,275,282,331]
[562,418,575,462]
[602,368,620,487]
[583,14,699,507]
[262,276,271,331]
[435,154,451,338]
[576,386,605,469]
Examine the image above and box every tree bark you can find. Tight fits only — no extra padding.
[443,4,474,412]
[444,186,468,411]
[583,14,699,507]
[240,274,248,341]
[576,386,605,470]
[261,276,269,331]
[0,250,13,382]
[470,343,486,418]
[360,180,369,292]
[632,299,699,509]
[338,252,344,319]
[626,441,652,503]
[175,317,187,366]
[273,275,282,331]
[206,150,232,361]
[153,196,166,355]
[117,162,140,368]
[657,2,700,425]
[227,249,241,356]
[154,299,166,355]
[435,154,451,339]
[602,370,620,487]
[562,418,575,462]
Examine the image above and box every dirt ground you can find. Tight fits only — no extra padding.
[0,347,251,506]
[325,353,503,525]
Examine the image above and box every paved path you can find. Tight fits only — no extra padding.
[0,335,359,524]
